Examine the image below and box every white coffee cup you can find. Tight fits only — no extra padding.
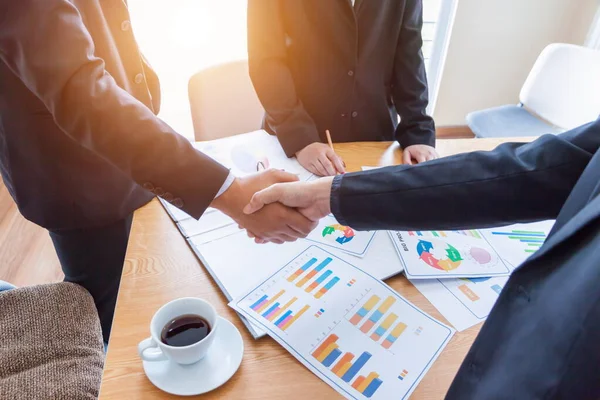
[138,297,219,365]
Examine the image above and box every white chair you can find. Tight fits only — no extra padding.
[188,60,265,141]
[467,44,600,138]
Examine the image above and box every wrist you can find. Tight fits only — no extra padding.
[210,178,243,218]
[313,176,334,215]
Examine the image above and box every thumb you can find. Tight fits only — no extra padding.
[243,184,284,214]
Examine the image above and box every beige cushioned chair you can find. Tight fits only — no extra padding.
[0,283,104,399]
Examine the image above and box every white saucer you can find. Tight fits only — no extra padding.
[143,317,244,396]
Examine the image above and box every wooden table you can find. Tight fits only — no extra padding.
[100,137,533,399]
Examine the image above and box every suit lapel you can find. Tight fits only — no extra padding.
[526,194,600,264]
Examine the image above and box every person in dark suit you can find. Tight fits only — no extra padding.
[248,0,437,177]
[0,0,315,342]
[245,119,600,398]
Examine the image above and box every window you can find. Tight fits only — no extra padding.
[586,6,600,50]
[423,0,459,115]
[128,0,457,137]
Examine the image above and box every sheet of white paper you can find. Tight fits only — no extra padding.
[478,221,555,268]
[410,221,555,331]
[194,130,313,182]
[390,230,511,279]
[193,231,405,337]
[305,215,376,257]
[230,246,454,400]
[160,199,193,222]
[361,166,384,171]
[177,211,235,238]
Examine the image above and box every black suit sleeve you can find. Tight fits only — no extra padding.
[247,0,321,157]
[392,0,436,149]
[331,121,600,231]
[0,0,228,219]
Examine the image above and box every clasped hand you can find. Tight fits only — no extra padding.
[242,177,334,243]
[211,169,318,244]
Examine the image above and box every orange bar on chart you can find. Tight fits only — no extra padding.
[352,376,366,390]
[296,258,333,288]
[360,296,396,333]
[332,352,354,375]
[256,290,284,314]
[357,372,380,392]
[312,334,338,359]
[336,362,353,378]
[316,343,339,363]
[269,297,297,322]
[458,284,480,301]
[281,305,310,331]
[349,295,381,325]
[382,322,407,349]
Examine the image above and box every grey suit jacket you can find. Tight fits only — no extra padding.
[331,120,600,399]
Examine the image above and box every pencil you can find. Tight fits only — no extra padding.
[325,130,334,150]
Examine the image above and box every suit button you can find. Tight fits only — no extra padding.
[162,192,174,202]
[121,20,131,31]
[154,187,165,196]
[173,198,184,208]
[347,70,354,76]
[142,182,154,191]
[351,111,358,118]
[134,73,144,84]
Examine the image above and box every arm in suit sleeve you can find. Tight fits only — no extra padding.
[247,0,321,157]
[331,121,600,231]
[392,0,436,149]
[0,0,228,219]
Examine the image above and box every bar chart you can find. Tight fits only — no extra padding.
[233,246,455,400]
[349,295,408,350]
[489,229,547,253]
[250,290,309,331]
[287,256,341,299]
[407,230,482,239]
[312,334,383,398]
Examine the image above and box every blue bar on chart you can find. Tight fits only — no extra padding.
[305,269,333,293]
[342,351,372,382]
[296,258,333,288]
[315,276,340,299]
[262,302,280,319]
[490,284,503,294]
[360,296,396,333]
[287,258,318,282]
[322,348,342,367]
[250,295,268,311]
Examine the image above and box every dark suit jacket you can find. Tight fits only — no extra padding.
[0,0,228,230]
[331,120,600,399]
[248,0,435,157]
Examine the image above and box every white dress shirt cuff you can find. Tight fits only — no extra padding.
[214,171,236,199]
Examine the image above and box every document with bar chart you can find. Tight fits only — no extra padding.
[231,246,454,399]
[411,221,554,331]
[389,230,512,279]
[304,215,376,257]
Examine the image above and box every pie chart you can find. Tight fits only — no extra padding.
[322,224,355,245]
[416,239,463,271]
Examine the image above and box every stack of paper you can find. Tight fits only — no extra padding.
[388,221,555,331]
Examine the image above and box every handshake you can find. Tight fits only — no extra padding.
[210,169,335,244]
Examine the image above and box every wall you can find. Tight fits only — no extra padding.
[434,0,599,126]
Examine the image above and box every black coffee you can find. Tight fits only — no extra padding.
[160,314,211,347]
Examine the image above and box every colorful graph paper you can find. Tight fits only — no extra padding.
[490,229,547,253]
[312,334,383,398]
